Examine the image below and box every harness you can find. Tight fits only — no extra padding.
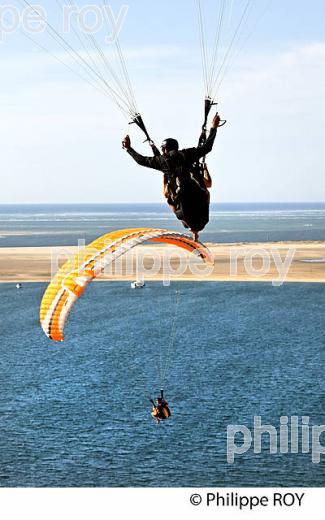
[165,99,215,210]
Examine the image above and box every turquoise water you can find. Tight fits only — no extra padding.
[1,203,325,246]
[0,281,324,487]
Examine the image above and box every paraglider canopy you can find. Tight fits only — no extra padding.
[40,228,213,341]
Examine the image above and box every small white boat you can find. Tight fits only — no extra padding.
[131,280,145,289]
[16,283,22,289]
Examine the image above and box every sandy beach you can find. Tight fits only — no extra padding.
[0,241,324,283]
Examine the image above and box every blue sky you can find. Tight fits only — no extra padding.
[0,0,324,203]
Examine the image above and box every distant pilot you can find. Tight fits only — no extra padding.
[151,394,171,424]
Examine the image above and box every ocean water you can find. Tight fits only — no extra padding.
[0,204,324,486]
[0,203,325,247]
[0,281,324,487]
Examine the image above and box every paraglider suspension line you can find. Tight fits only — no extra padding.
[161,289,180,389]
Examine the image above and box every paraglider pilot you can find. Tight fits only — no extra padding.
[122,113,222,242]
[151,389,171,424]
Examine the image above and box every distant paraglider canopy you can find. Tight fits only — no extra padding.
[40,228,213,341]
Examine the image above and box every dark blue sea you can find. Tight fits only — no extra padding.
[0,204,324,487]
[0,281,324,487]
